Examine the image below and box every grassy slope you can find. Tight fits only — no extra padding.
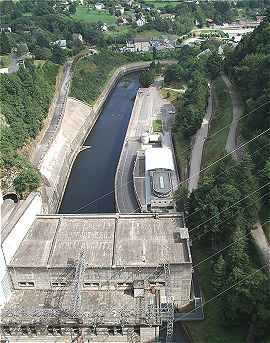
[185,242,247,343]
[73,6,116,24]
[0,54,11,68]
[203,76,233,166]
[144,0,180,9]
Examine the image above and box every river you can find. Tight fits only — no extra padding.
[59,73,140,214]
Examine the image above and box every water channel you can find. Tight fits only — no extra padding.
[59,73,141,214]
[59,72,190,343]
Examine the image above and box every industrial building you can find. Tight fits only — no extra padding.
[133,148,177,212]
[1,214,192,342]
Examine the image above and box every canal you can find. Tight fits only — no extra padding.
[59,73,141,214]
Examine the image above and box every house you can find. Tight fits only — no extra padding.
[136,17,146,27]
[100,23,108,31]
[54,39,67,49]
[72,33,83,43]
[126,38,151,52]
[0,25,12,33]
[160,13,175,21]
[95,3,105,11]
[206,18,215,27]
[115,5,125,15]
[117,17,128,26]
[122,0,133,6]
[256,16,265,23]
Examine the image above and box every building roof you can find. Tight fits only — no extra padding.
[145,147,175,171]
[9,214,190,269]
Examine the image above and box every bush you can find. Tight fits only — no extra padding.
[139,70,154,87]
[14,167,41,198]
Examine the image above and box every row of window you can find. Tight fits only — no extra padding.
[17,281,166,288]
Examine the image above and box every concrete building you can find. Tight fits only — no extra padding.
[95,3,105,10]
[1,214,192,342]
[134,148,176,213]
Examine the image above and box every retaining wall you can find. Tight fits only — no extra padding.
[41,61,155,213]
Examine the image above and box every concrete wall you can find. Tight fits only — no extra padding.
[41,61,155,214]
[0,193,42,305]
[9,264,192,307]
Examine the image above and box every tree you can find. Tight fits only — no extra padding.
[51,45,66,65]
[206,51,223,79]
[0,32,11,54]
[211,254,226,294]
[14,167,41,198]
[69,2,76,15]
[139,70,154,87]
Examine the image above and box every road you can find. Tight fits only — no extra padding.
[222,73,243,158]
[188,85,213,193]
[8,53,19,74]
[32,61,72,166]
[115,87,154,213]
[252,223,270,273]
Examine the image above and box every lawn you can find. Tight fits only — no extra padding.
[73,6,116,24]
[0,55,11,68]
[145,0,180,9]
[135,29,162,39]
[152,119,162,132]
[202,76,233,166]
[185,242,247,343]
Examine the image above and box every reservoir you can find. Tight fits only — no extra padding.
[59,73,140,214]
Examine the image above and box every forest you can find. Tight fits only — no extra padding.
[184,15,270,341]
[0,61,59,196]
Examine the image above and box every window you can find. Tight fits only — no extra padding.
[83,282,91,287]
[51,282,67,287]
[18,281,35,287]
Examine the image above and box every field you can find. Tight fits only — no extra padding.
[145,0,180,8]
[73,6,116,24]
[0,55,11,68]
[202,77,233,166]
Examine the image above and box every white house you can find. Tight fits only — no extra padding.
[54,39,67,49]
[100,23,108,31]
[95,3,105,11]
[136,17,146,27]
[115,5,125,15]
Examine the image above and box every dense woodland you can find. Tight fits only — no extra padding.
[0,62,59,196]
[184,15,270,340]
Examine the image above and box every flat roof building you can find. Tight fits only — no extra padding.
[2,214,192,342]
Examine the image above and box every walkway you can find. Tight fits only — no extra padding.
[222,73,243,158]
[32,60,73,166]
[115,88,153,213]
[252,223,270,272]
[188,85,213,193]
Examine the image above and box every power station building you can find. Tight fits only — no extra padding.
[1,214,193,342]
[133,147,177,212]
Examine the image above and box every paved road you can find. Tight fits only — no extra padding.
[8,53,19,74]
[188,85,213,193]
[222,74,243,159]
[252,223,270,273]
[115,88,154,213]
[33,61,72,166]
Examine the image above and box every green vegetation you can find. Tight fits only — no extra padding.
[224,14,270,234]
[152,119,162,133]
[185,157,270,342]
[139,69,154,88]
[203,77,233,165]
[73,7,116,24]
[185,16,270,342]
[70,50,147,104]
[0,61,59,196]
[0,54,11,68]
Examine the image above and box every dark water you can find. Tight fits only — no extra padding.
[59,74,140,214]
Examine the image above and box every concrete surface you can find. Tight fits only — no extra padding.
[251,223,270,273]
[222,73,243,159]
[33,61,72,166]
[188,86,213,193]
